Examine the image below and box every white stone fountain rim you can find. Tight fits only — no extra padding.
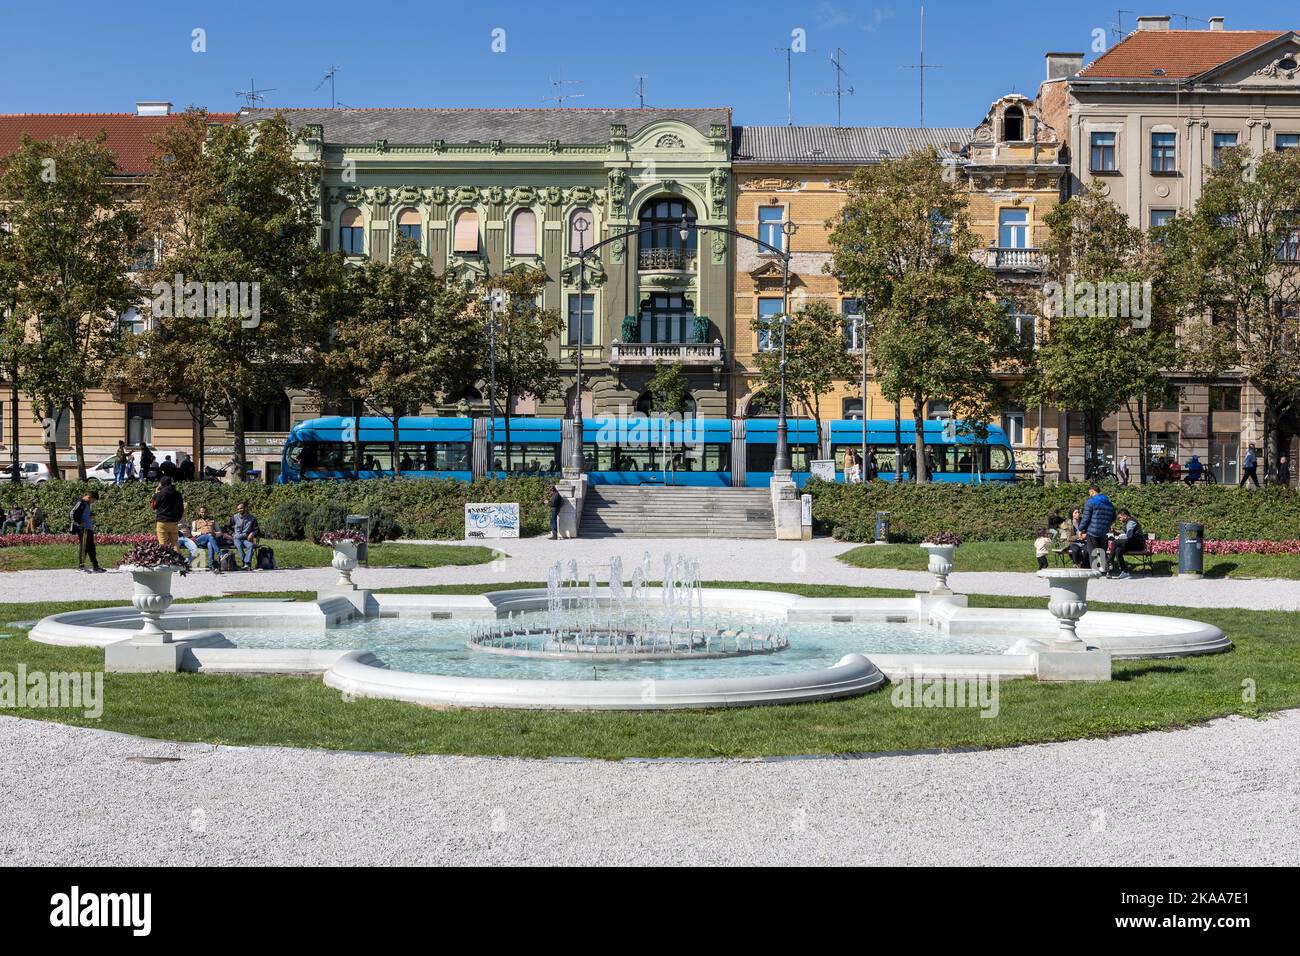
[26,587,1230,710]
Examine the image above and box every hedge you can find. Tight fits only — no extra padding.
[0,476,554,539]
[807,478,1300,543]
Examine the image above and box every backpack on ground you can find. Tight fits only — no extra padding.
[255,545,275,571]
[218,550,238,572]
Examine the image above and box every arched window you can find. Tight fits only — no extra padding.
[339,208,364,255]
[568,208,593,254]
[638,196,697,264]
[396,208,422,247]
[512,209,537,256]
[453,209,480,254]
[746,392,778,418]
[1002,105,1025,142]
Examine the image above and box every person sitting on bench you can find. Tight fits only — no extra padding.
[1110,508,1146,580]
[229,501,260,569]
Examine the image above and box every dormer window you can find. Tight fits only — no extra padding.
[1002,106,1024,143]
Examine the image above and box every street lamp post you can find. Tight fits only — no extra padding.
[568,214,591,473]
[486,288,505,478]
[772,219,798,475]
[858,313,871,473]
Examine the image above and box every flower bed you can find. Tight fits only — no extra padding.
[1148,539,1300,556]
[0,533,154,549]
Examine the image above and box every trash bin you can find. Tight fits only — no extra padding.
[346,514,370,565]
[875,511,891,544]
[1178,521,1204,576]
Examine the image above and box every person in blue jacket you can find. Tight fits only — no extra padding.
[1076,483,1117,571]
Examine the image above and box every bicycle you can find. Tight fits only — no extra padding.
[1084,462,1118,484]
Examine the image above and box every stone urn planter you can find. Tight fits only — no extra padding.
[1036,568,1103,643]
[117,541,190,643]
[321,530,365,589]
[919,534,962,595]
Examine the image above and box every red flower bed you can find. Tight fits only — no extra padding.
[1148,539,1300,556]
[0,533,155,549]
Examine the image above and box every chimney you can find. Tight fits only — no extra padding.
[1045,52,1085,81]
[1137,16,1171,31]
[1209,17,1225,31]
[135,101,172,117]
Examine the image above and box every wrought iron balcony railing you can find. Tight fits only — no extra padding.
[638,247,694,271]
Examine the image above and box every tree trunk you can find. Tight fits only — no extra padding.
[912,391,926,486]
[43,405,59,479]
[503,388,513,473]
[71,394,87,480]
[232,403,247,483]
[893,400,902,483]
[8,379,19,487]
[195,403,206,475]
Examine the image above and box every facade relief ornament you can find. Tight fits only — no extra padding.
[485,186,506,205]
[711,233,726,264]
[1253,56,1300,80]
[371,186,392,206]
[397,185,422,204]
[566,185,596,205]
[608,168,628,214]
[431,139,447,152]
[541,186,563,206]
[742,176,798,190]
[709,168,728,217]
[510,185,537,205]
[709,123,727,140]
[452,185,479,205]
[654,133,686,149]
[375,139,389,153]
[426,186,447,205]
[545,139,561,153]
[342,185,366,205]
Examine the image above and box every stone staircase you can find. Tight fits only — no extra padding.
[579,485,774,539]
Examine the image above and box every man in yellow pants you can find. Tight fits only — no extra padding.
[150,476,185,550]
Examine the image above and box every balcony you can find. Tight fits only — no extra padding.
[609,340,723,366]
[987,247,1045,271]
[638,247,695,271]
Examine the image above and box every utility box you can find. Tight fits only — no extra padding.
[1178,521,1204,577]
[875,511,891,544]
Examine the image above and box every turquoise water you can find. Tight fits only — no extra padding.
[217,613,1010,680]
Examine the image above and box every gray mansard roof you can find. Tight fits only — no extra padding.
[239,107,731,144]
[732,125,974,164]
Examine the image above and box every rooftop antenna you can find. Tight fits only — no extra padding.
[901,5,942,128]
[634,74,651,108]
[315,66,340,109]
[543,77,583,107]
[775,44,801,125]
[817,48,855,128]
[1171,13,1207,28]
[1110,9,1135,41]
[235,79,275,109]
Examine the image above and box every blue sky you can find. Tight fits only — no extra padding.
[0,1,1293,126]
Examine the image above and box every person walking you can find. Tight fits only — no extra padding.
[1077,483,1117,573]
[1118,455,1130,486]
[71,490,103,573]
[150,476,185,549]
[1184,454,1204,486]
[1239,444,1259,488]
[1278,456,1291,488]
[139,441,155,481]
[113,440,129,486]
[548,484,564,540]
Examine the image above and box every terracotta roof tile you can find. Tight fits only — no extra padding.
[1078,29,1290,79]
[0,112,237,175]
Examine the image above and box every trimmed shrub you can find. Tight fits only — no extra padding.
[304,502,352,544]
[262,501,314,541]
[362,504,401,543]
[807,478,1300,543]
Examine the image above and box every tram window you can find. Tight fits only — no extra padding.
[302,441,354,470]
[748,443,818,472]
[360,443,394,471]
[491,443,560,473]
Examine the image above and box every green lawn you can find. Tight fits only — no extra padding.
[0,582,1292,759]
[838,540,1300,579]
[0,539,496,572]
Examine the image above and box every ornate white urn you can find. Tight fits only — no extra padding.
[330,540,359,589]
[1036,568,1103,644]
[919,543,956,594]
[124,566,175,643]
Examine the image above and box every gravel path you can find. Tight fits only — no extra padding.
[1,711,1296,866]
[3,536,1298,610]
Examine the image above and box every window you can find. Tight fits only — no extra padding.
[243,393,291,433]
[126,403,153,445]
[1209,386,1241,411]
[1278,215,1300,263]
[1276,133,1300,153]
[1152,385,1181,412]
[452,209,479,254]
[929,211,953,247]
[119,307,147,335]
[639,293,696,344]
[926,400,951,420]
[1212,132,1238,166]
[1090,131,1117,172]
[130,240,157,272]
[1150,131,1176,173]
[1148,431,1179,462]
[756,298,783,351]
[339,207,364,255]
[842,398,864,420]
[49,407,70,449]
[396,208,422,247]
[1002,105,1024,142]
[567,293,594,346]
[1150,209,1175,231]
[1005,309,1036,348]
[1001,409,1026,446]
[842,299,866,350]
[638,196,697,260]
[758,206,785,253]
[568,208,593,254]
[511,209,537,256]
[998,208,1029,248]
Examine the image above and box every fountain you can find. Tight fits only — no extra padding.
[468,551,789,661]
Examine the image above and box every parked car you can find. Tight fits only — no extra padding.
[0,461,51,485]
[87,448,185,483]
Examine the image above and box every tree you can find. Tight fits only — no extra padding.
[139,110,333,479]
[0,213,22,485]
[749,301,856,435]
[1167,146,1300,476]
[321,240,480,474]
[481,269,564,472]
[646,360,690,417]
[828,148,1013,483]
[0,133,138,479]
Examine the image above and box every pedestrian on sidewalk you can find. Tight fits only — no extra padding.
[113,440,129,486]
[150,476,185,549]
[549,484,564,540]
[71,490,103,573]
[1240,444,1260,488]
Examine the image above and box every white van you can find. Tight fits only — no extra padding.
[88,448,187,483]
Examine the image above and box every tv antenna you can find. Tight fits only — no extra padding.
[775,44,804,126]
[901,5,942,128]
[634,74,652,108]
[315,66,340,108]
[1110,9,1135,40]
[1171,12,1207,27]
[543,77,583,106]
[235,79,275,108]
[817,48,855,128]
